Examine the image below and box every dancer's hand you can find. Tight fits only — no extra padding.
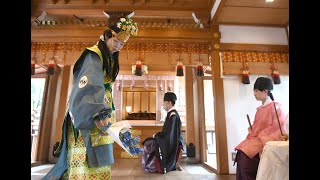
[281,134,289,141]
[95,117,110,130]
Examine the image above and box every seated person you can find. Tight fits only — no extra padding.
[153,92,184,173]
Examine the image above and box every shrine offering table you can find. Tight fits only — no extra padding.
[256,140,289,180]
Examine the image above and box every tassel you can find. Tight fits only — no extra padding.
[241,62,250,84]
[270,63,281,84]
[31,59,35,75]
[272,70,281,84]
[135,61,142,76]
[242,70,250,84]
[176,61,184,76]
[47,59,55,75]
[196,62,204,77]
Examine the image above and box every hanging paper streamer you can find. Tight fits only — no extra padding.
[196,61,204,77]
[47,59,55,75]
[270,63,281,84]
[135,60,142,76]
[31,59,36,75]
[176,61,184,76]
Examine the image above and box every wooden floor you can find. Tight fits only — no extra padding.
[31,159,236,180]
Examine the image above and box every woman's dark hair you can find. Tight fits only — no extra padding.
[97,23,121,82]
[268,91,275,101]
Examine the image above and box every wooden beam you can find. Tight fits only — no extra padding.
[31,26,213,42]
[194,11,212,28]
[220,43,289,53]
[216,22,287,28]
[208,0,215,7]
[222,62,289,75]
[41,9,196,18]
[212,0,226,23]
[31,4,210,17]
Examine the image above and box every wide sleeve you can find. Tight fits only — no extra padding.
[68,52,111,130]
[258,106,287,145]
[155,113,179,146]
[155,119,171,138]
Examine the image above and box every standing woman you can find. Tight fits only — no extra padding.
[234,77,288,180]
[43,13,138,180]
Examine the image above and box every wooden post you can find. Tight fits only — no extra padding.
[211,25,229,174]
[185,66,195,148]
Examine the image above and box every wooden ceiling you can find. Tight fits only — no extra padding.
[31,0,288,75]
[214,0,289,27]
[31,0,289,30]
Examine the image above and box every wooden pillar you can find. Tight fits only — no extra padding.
[54,66,71,143]
[197,77,207,163]
[185,67,195,146]
[36,67,61,163]
[113,80,123,121]
[211,25,229,174]
[156,79,165,120]
[193,76,204,162]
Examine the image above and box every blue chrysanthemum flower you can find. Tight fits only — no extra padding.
[119,130,143,156]
[132,136,140,145]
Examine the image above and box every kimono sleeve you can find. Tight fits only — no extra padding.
[258,107,286,145]
[155,113,178,146]
[68,52,111,130]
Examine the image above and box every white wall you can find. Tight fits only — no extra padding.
[219,25,288,45]
[218,25,289,174]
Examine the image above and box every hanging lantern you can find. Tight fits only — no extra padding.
[47,59,55,75]
[242,70,250,84]
[196,61,204,77]
[270,63,281,84]
[176,45,184,77]
[241,62,250,84]
[176,61,184,76]
[31,59,36,75]
[272,70,281,84]
[135,60,142,76]
[271,69,281,84]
